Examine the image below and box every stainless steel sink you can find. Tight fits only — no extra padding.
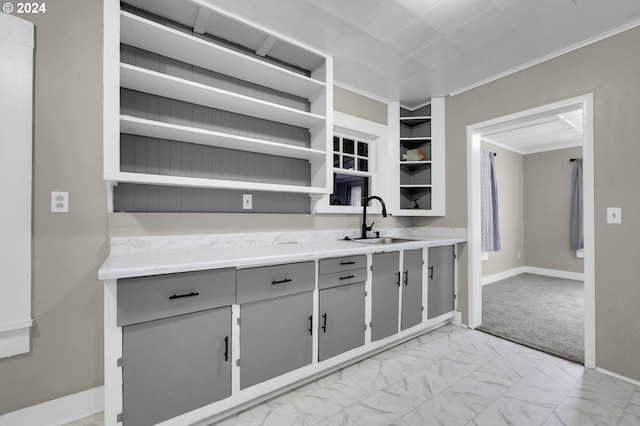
[348,237,418,245]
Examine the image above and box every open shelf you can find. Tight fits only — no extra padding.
[120,64,325,129]
[120,115,325,162]
[120,11,326,100]
[105,171,329,194]
[399,116,431,127]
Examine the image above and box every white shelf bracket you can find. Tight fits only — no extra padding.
[256,35,278,57]
[193,7,212,34]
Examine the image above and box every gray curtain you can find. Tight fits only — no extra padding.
[481,150,500,252]
[570,158,584,250]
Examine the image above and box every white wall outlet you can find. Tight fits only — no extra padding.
[607,207,622,224]
[51,191,69,213]
[243,193,252,210]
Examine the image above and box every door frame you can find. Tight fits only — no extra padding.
[466,94,595,367]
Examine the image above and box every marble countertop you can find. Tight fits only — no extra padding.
[98,227,466,280]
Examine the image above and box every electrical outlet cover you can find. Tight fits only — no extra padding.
[51,191,69,213]
[243,193,252,210]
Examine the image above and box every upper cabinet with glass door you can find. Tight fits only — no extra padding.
[387,98,445,216]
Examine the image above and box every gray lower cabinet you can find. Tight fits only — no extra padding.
[122,307,232,426]
[427,245,455,319]
[240,291,313,389]
[401,249,423,330]
[318,282,366,361]
[371,251,400,341]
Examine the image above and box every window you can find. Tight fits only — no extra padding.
[331,135,372,207]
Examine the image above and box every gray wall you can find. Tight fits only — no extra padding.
[430,26,640,381]
[0,0,108,415]
[334,86,387,125]
[481,142,525,277]
[524,147,584,273]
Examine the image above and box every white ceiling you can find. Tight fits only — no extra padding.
[198,0,640,107]
[481,107,583,154]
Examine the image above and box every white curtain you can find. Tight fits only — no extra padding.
[481,150,500,252]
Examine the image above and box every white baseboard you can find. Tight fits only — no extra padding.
[523,266,584,281]
[482,266,584,285]
[0,386,104,426]
[482,267,526,286]
[596,367,640,387]
[452,311,462,325]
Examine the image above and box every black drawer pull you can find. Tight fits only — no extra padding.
[308,315,313,335]
[403,270,408,286]
[429,266,434,280]
[169,291,199,300]
[224,336,229,362]
[339,275,355,280]
[340,261,356,265]
[271,278,292,285]
[396,271,401,286]
[322,313,327,333]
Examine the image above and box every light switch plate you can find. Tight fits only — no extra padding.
[607,207,622,224]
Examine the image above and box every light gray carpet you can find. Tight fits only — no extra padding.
[477,273,584,364]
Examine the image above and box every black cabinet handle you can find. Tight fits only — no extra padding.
[322,313,327,333]
[403,270,408,286]
[340,261,356,265]
[224,336,229,362]
[169,291,199,300]
[271,278,292,285]
[308,315,313,335]
[429,266,434,280]
[339,275,355,280]
[396,271,401,286]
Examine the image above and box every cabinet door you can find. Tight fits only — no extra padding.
[371,251,400,342]
[427,245,455,319]
[401,249,423,330]
[122,307,231,426]
[240,291,313,389]
[318,283,366,362]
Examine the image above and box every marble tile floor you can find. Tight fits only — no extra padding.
[68,325,640,426]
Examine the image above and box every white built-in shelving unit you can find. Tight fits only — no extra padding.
[387,98,445,216]
[103,2,333,212]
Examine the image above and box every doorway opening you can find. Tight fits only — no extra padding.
[466,94,595,367]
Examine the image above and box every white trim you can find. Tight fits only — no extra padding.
[0,319,33,334]
[482,136,583,155]
[0,319,33,359]
[482,266,585,285]
[0,386,104,426]
[467,94,596,369]
[596,367,640,387]
[0,327,30,359]
[450,20,640,96]
[523,266,584,282]
[482,267,526,286]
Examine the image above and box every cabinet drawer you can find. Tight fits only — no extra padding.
[117,268,236,326]
[318,268,367,290]
[237,261,314,305]
[318,255,366,275]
